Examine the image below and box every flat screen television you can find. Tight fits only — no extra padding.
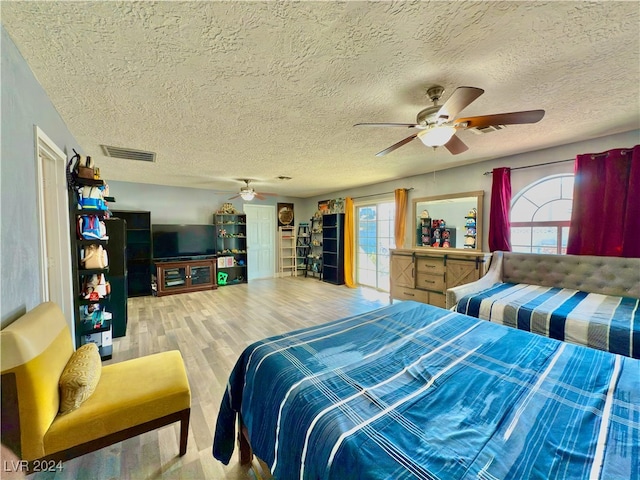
[152,224,216,259]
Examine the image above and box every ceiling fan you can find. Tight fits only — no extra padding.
[228,179,276,201]
[355,85,545,156]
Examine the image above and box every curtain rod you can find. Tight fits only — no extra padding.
[352,187,413,200]
[482,158,573,176]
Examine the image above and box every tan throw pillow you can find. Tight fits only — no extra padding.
[58,343,102,415]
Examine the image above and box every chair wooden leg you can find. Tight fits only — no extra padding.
[179,409,190,456]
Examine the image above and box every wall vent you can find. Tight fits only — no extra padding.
[101,145,156,162]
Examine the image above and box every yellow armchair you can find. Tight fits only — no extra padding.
[1,302,191,471]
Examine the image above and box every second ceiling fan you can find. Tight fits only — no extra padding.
[228,179,277,201]
[355,85,545,156]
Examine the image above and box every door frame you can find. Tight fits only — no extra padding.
[35,126,74,330]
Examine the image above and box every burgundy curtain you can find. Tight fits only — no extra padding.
[489,167,512,252]
[567,145,640,257]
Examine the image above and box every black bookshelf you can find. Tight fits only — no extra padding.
[322,213,345,285]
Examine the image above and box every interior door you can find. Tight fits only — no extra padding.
[36,127,73,329]
[244,204,275,280]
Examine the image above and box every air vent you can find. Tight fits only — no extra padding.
[469,125,507,135]
[101,145,156,162]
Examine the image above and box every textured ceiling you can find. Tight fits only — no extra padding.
[2,1,639,198]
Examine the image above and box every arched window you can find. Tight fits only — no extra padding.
[510,174,574,254]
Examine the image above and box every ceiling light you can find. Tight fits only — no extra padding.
[240,190,256,201]
[417,126,457,147]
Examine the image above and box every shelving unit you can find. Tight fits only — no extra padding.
[111,210,152,296]
[279,226,297,276]
[307,215,323,279]
[213,213,248,285]
[68,177,116,360]
[103,218,128,338]
[322,213,345,285]
[296,222,311,275]
[417,217,456,248]
[464,209,477,249]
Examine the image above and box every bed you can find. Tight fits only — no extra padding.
[454,283,640,359]
[447,251,640,359]
[213,301,640,479]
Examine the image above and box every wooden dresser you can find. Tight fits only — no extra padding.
[390,248,491,308]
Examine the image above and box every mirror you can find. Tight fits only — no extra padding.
[412,190,484,250]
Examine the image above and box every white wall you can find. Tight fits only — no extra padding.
[1,26,84,326]
[107,181,301,225]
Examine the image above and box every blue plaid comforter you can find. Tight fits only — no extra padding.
[213,301,639,479]
[454,283,640,359]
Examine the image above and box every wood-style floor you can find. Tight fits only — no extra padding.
[27,277,390,480]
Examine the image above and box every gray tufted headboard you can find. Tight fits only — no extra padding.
[498,251,640,299]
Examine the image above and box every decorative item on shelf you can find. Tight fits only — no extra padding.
[329,198,345,214]
[217,271,228,285]
[78,215,108,240]
[76,153,96,180]
[80,304,106,330]
[81,244,109,269]
[217,203,239,214]
[318,199,330,214]
[78,185,108,210]
[82,274,110,300]
[420,209,430,219]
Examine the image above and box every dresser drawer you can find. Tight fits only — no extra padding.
[428,292,446,308]
[391,285,428,303]
[415,257,445,274]
[416,272,445,292]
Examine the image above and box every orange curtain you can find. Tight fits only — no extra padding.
[343,197,356,288]
[394,188,408,248]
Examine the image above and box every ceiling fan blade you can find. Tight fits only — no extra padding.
[455,109,545,129]
[228,194,241,200]
[354,123,419,128]
[375,133,418,157]
[443,134,469,155]
[436,86,484,122]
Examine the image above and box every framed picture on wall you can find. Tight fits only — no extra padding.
[318,200,330,214]
[277,203,294,227]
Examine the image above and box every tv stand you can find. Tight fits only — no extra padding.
[154,258,217,297]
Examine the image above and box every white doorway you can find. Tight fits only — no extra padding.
[244,204,276,280]
[35,127,74,333]
[355,200,396,291]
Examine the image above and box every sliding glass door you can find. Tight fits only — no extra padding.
[356,201,395,290]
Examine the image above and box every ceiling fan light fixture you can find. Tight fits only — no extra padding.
[240,189,256,201]
[417,126,457,147]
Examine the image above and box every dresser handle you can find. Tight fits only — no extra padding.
[404,292,415,297]
[423,279,435,284]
